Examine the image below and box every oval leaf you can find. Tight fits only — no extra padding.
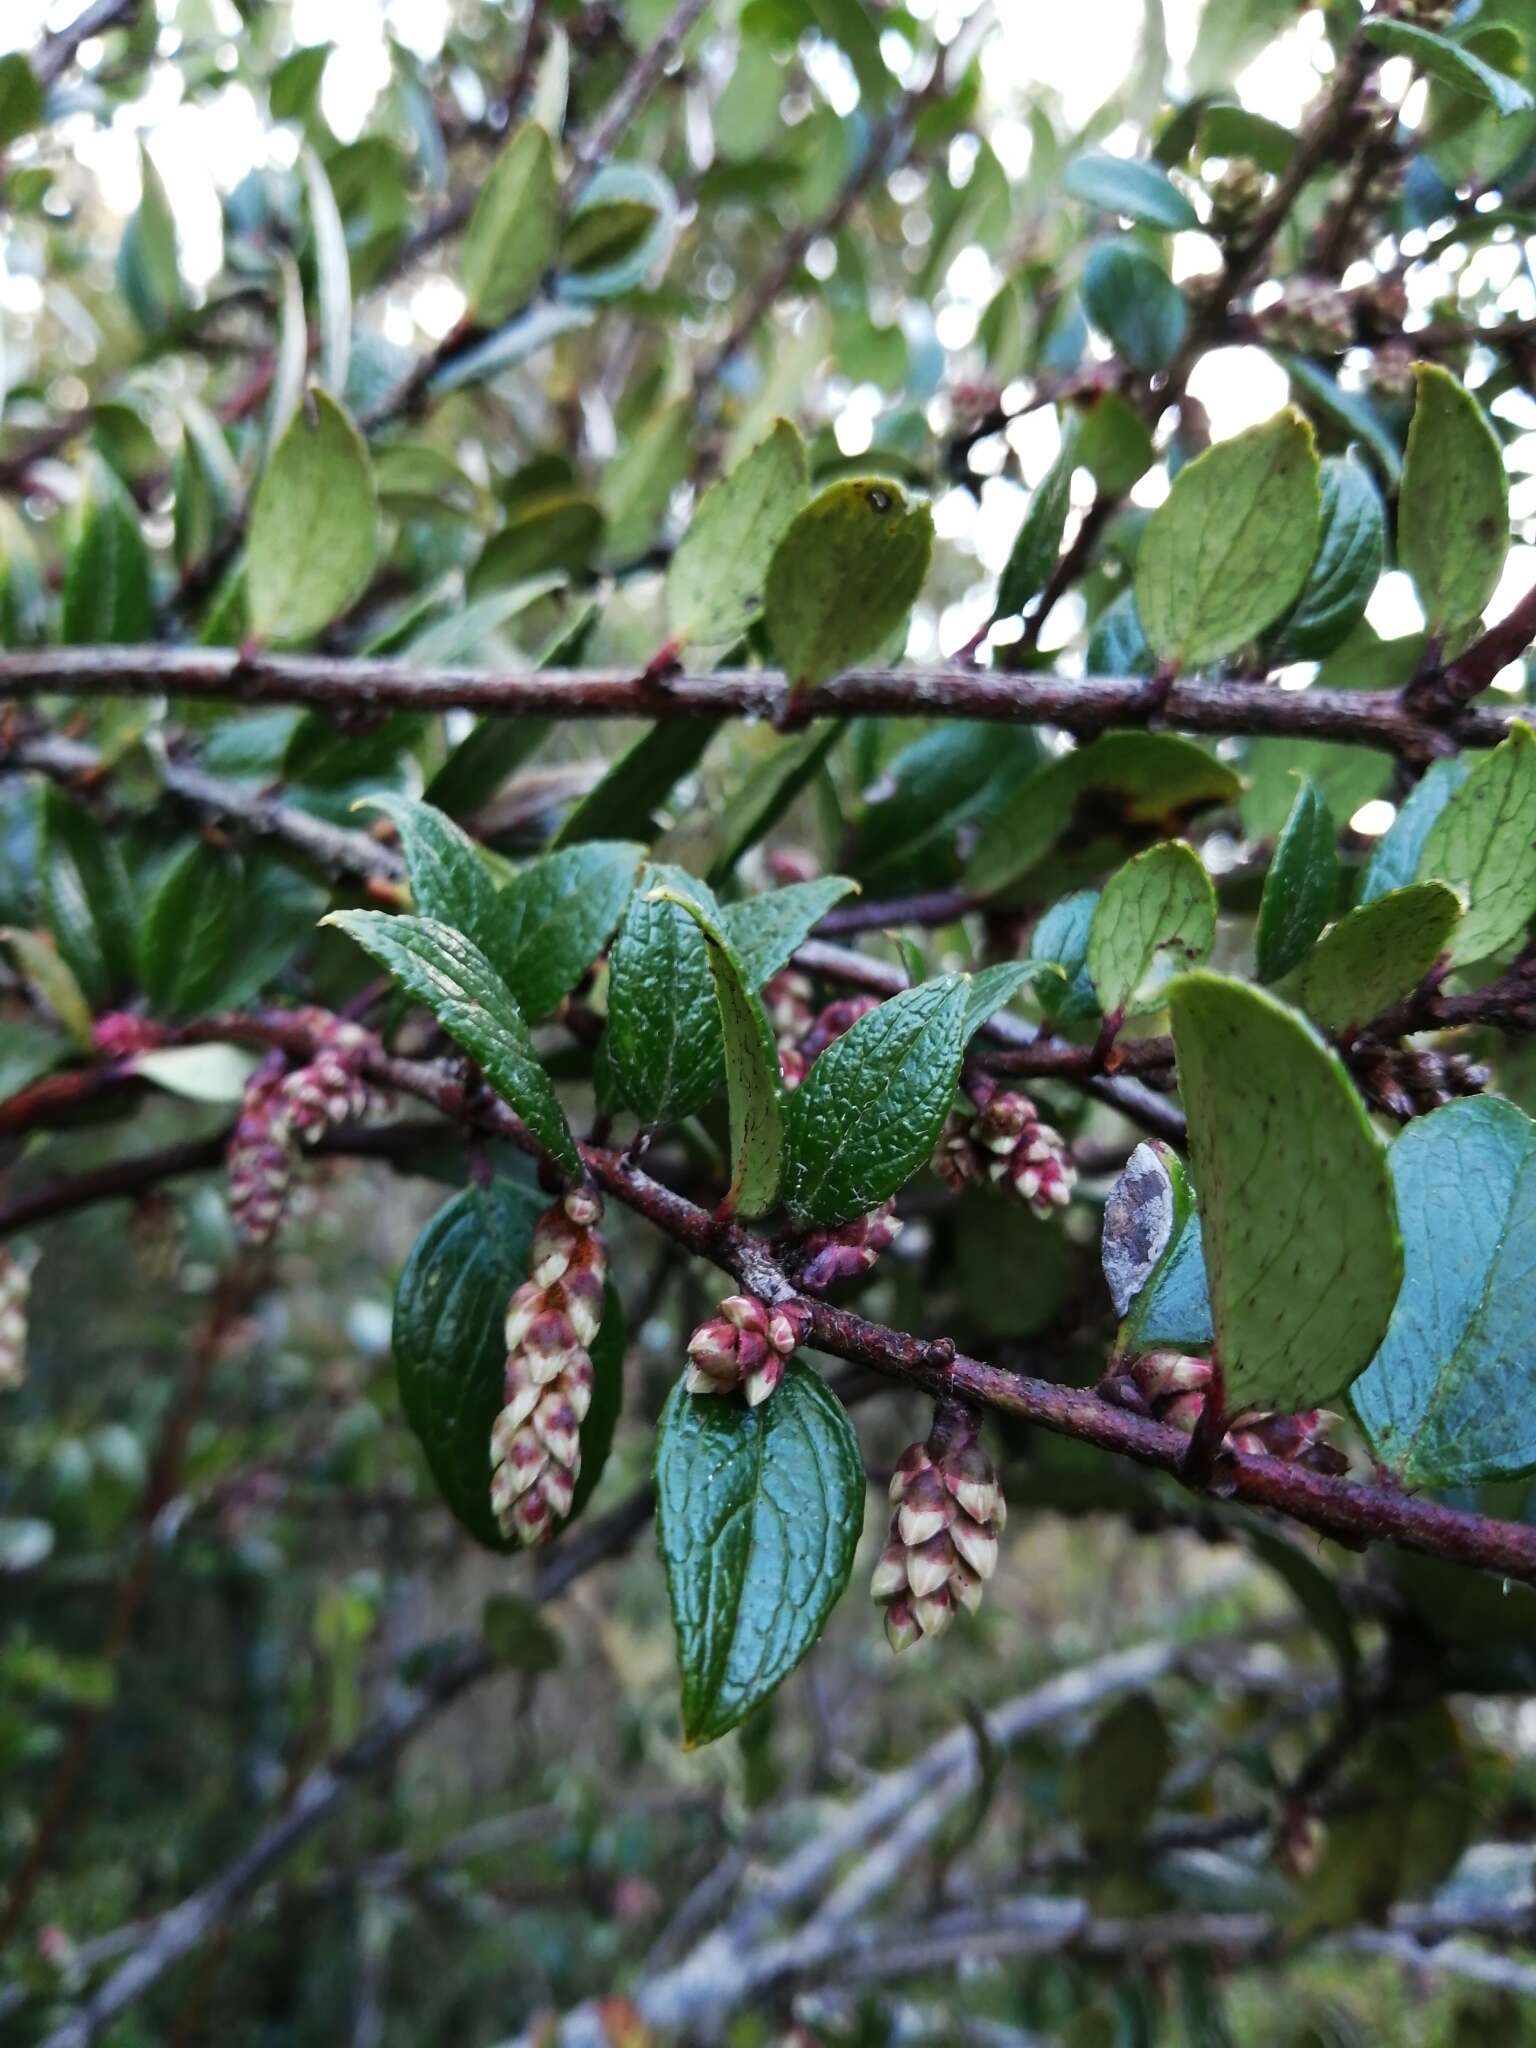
[1081,239,1188,373]
[1064,151,1198,230]
[247,390,379,646]
[1398,363,1508,636]
[995,413,1080,622]
[495,841,643,1021]
[1270,457,1385,663]
[1087,840,1216,1017]
[1255,778,1338,985]
[764,478,933,690]
[719,877,860,989]
[138,843,242,1016]
[606,864,725,1126]
[1296,882,1462,1034]
[667,418,809,654]
[359,793,502,953]
[461,122,559,326]
[1363,18,1535,118]
[1415,719,1536,965]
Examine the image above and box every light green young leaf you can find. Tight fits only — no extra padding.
[460,122,559,326]
[1416,720,1536,964]
[1087,840,1216,1017]
[1255,778,1337,985]
[0,928,93,1051]
[1398,363,1508,636]
[764,478,933,689]
[720,877,859,989]
[1136,410,1321,668]
[1296,883,1462,1034]
[247,390,379,646]
[666,419,810,654]
[1363,18,1535,118]
[132,1044,260,1103]
[1167,973,1402,1412]
[324,910,578,1173]
[649,887,785,1217]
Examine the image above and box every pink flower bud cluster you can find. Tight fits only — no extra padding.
[871,1415,1005,1652]
[1098,1350,1347,1476]
[684,1292,811,1408]
[933,1084,1076,1221]
[227,1020,386,1246]
[0,1248,32,1391]
[797,1199,903,1293]
[490,1188,608,1546]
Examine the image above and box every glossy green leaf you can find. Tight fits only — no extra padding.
[39,786,135,1009]
[995,414,1080,621]
[460,122,559,325]
[1398,364,1508,635]
[963,960,1066,1041]
[247,390,379,646]
[606,864,724,1126]
[137,844,242,1016]
[1029,888,1103,1023]
[61,464,153,647]
[394,1182,623,1551]
[324,911,578,1173]
[1296,883,1462,1033]
[553,719,720,848]
[783,977,966,1225]
[1255,778,1337,985]
[654,1361,863,1745]
[1360,757,1470,905]
[1064,151,1197,229]
[649,888,784,1217]
[1168,973,1401,1411]
[1353,1096,1536,1485]
[1270,457,1385,662]
[666,419,809,654]
[118,145,185,335]
[1363,18,1535,117]
[1087,840,1215,1017]
[496,841,642,1021]
[764,477,933,689]
[1136,410,1321,668]
[720,878,859,990]
[1081,239,1188,373]
[358,794,501,954]
[1416,720,1536,964]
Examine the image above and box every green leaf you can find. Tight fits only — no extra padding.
[117,146,185,335]
[648,888,785,1217]
[1112,1142,1215,1355]
[481,1592,563,1673]
[0,928,93,1051]
[995,414,1080,622]
[1416,719,1536,964]
[1296,883,1462,1033]
[654,1360,863,1745]
[61,463,153,647]
[606,864,724,1126]
[1255,779,1338,985]
[1352,1096,1536,1486]
[1398,363,1508,636]
[1068,1693,1172,1856]
[599,397,691,562]
[1361,758,1470,906]
[963,960,1066,1041]
[132,1045,259,1103]
[1076,392,1156,497]
[783,976,967,1225]
[460,122,559,326]
[1136,410,1321,668]
[1064,151,1197,230]
[394,1182,624,1551]
[666,419,809,654]
[1086,590,1155,679]
[137,843,242,1016]
[720,877,859,989]
[0,55,44,151]
[1081,240,1188,373]
[701,724,846,885]
[764,478,933,689]
[1087,840,1216,1017]
[495,841,643,1020]
[552,719,720,848]
[39,786,135,1009]
[1168,973,1401,1411]
[247,390,379,647]
[1363,18,1536,117]
[358,794,501,954]
[966,732,1242,900]
[324,911,578,1173]
[851,722,1045,890]
[1270,457,1385,663]
[1030,889,1102,1023]
[302,146,352,396]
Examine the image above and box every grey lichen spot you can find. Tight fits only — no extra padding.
[1101,1140,1176,1318]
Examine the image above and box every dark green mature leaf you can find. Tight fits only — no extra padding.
[654,1361,863,1745]
[1398,364,1508,636]
[1109,1141,1214,1352]
[851,721,1045,889]
[1030,888,1102,1022]
[1081,240,1187,373]
[0,54,44,150]
[1064,151,1197,230]
[1363,18,1536,117]
[137,844,242,1016]
[359,793,501,953]
[962,960,1065,1040]
[394,1182,623,1551]
[703,723,846,884]
[247,390,379,646]
[1354,1096,1536,1486]
[1136,410,1321,668]
[324,911,578,1172]
[995,414,1080,621]
[1087,840,1215,1016]
[1086,590,1155,678]
[649,887,784,1217]
[1361,757,1470,904]
[666,418,809,654]
[783,976,966,1225]
[1168,973,1401,1411]
[553,719,720,847]
[1416,721,1536,964]
[1256,779,1338,985]
[720,878,859,990]
[39,786,135,1009]
[606,864,724,1125]
[1270,458,1385,662]
[495,842,642,1020]
[764,477,933,689]
[1076,391,1156,496]
[460,122,559,325]
[1296,883,1462,1033]
[61,464,153,647]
